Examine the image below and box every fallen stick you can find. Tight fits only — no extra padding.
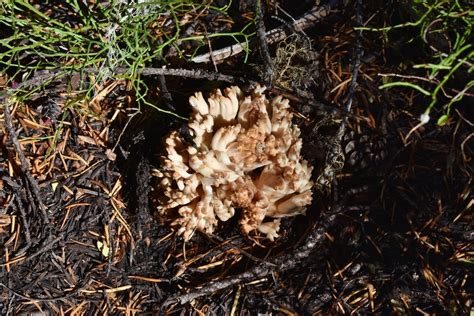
[0,67,254,96]
[191,4,332,64]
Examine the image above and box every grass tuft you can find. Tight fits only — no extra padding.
[0,0,255,115]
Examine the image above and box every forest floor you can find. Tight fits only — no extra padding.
[0,1,472,314]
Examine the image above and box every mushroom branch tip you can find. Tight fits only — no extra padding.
[154,85,314,241]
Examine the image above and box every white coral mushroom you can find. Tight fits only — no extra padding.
[155,86,314,240]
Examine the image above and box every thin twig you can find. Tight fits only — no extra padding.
[460,132,474,163]
[270,87,366,120]
[13,190,32,256]
[111,111,139,153]
[334,0,364,144]
[165,21,199,59]
[455,108,474,127]
[204,234,277,266]
[157,74,177,112]
[344,0,364,114]
[0,178,32,255]
[256,0,274,86]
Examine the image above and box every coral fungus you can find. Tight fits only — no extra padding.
[154,86,313,240]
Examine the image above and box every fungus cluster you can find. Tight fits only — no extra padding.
[154,86,314,240]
